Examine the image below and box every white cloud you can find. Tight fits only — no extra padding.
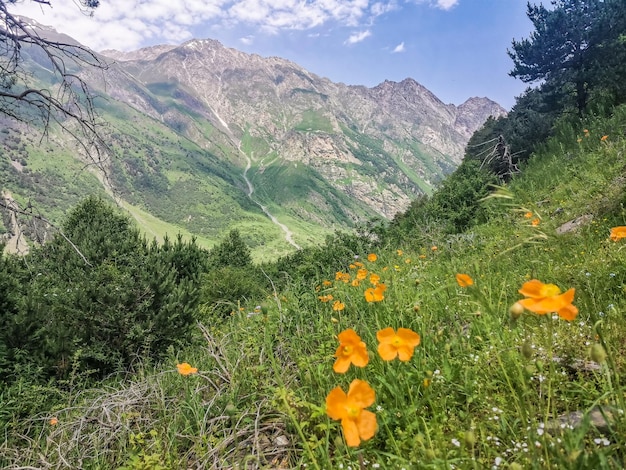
[345,29,371,45]
[5,0,394,51]
[239,35,254,45]
[435,0,459,10]
[392,41,405,53]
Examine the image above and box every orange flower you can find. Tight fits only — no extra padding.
[396,249,403,256]
[455,273,474,287]
[364,283,387,302]
[354,261,364,268]
[609,226,626,241]
[531,218,540,226]
[332,300,345,311]
[322,280,333,287]
[367,253,378,262]
[524,211,533,218]
[351,279,361,287]
[319,294,334,302]
[369,273,381,285]
[326,379,377,447]
[376,327,421,361]
[517,279,578,321]
[431,246,438,251]
[601,135,609,141]
[333,329,369,373]
[177,362,198,376]
[356,268,368,280]
[49,417,58,426]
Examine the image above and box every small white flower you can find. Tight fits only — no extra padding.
[451,438,461,447]
[494,456,503,466]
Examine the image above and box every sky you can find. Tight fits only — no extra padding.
[8,0,537,109]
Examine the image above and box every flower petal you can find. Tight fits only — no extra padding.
[333,356,351,373]
[326,387,348,420]
[557,304,579,321]
[377,342,398,361]
[347,379,375,408]
[397,345,415,361]
[518,279,546,298]
[356,409,377,442]
[376,327,395,343]
[341,417,361,447]
[397,328,420,348]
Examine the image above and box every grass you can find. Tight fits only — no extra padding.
[3,110,626,469]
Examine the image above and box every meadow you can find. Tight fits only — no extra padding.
[1,105,626,469]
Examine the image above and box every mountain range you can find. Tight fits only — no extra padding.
[0,19,506,259]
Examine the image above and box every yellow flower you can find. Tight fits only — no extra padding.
[367,253,378,262]
[601,135,609,141]
[322,280,333,287]
[318,294,334,302]
[356,268,368,280]
[609,226,626,241]
[364,283,387,302]
[517,279,578,321]
[177,362,198,376]
[377,327,421,361]
[577,138,582,143]
[455,273,474,287]
[351,279,361,287]
[333,328,369,373]
[354,261,364,268]
[396,249,403,256]
[326,379,377,447]
[332,300,345,311]
[369,273,381,286]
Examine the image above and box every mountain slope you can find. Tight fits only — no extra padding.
[1,21,506,258]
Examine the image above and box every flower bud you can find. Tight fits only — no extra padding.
[510,302,524,319]
[521,341,534,360]
[590,343,607,364]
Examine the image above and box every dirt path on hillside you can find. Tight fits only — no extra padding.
[239,145,301,250]
[1,190,29,255]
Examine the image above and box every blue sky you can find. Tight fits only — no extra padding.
[10,0,535,109]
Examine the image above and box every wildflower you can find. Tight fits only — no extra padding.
[524,212,533,218]
[356,268,368,280]
[455,273,474,287]
[326,379,377,447]
[367,253,378,262]
[177,362,198,376]
[351,279,360,287]
[601,135,608,141]
[333,328,369,373]
[319,294,334,302]
[419,254,426,259]
[583,129,589,135]
[396,249,403,256]
[354,261,364,268]
[49,417,58,426]
[377,327,421,361]
[531,218,540,226]
[577,138,582,143]
[333,300,345,311]
[364,283,387,302]
[609,226,626,241]
[369,273,381,285]
[517,279,578,321]
[322,280,332,287]
[431,246,438,251]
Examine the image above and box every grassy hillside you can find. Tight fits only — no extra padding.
[2,105,626,468]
